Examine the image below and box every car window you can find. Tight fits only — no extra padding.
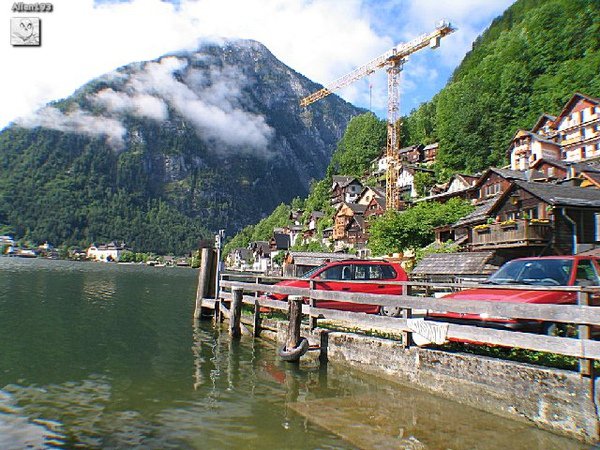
[318,264,353,281]
[575,260,600,286]
[354,265,368,280]
[489,259,572,286]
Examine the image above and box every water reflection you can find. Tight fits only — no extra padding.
[0,259,591,449]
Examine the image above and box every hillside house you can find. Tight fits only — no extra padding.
[331,176,363,206]
[398,144,424,164]
[422,143,439,164]
[357,186,385,206]
[302,211,325,242]
[508,93,600,170]
[397,165,435,199]
[333,203,367,245]
[469,181,600,256]
[416,173,479,203]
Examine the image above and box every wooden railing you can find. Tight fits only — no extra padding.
[205,273,600,375]
[471,219,552,249]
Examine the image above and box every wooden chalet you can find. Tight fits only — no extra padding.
[398,144,424,164]
[422,143,439,164]
[470,180,600,256]
[331,176,363,206]
[397,165,435,199]
[333,203,367,244]
[416,173,479,203]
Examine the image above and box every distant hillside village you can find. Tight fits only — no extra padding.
[1,238,193,266]
[227,92,600,274]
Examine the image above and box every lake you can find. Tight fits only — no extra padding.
[0,258,589,449]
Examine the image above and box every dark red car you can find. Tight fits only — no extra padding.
[268,259,408,315]
[427,255,600,334]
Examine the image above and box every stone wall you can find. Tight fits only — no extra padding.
[266,319,600,443]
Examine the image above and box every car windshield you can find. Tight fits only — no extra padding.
[487,259,573,286]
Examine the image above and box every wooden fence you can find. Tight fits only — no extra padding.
[198,272,600,376]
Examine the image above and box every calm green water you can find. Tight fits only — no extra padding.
[0,258,590,449]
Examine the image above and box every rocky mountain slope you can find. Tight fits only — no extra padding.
[0,39,363,253]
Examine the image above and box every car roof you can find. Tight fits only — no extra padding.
[509,255,599,262]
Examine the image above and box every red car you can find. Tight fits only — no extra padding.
[427,255,600,334]
[268,259,408,315]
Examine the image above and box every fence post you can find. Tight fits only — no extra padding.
[194,247,217,319]
[253,299,261,337]
[402,281,413,348]
[309,279,318,330]
[578,290,594,377]
[229,287,243,338]
[287,295,303,351]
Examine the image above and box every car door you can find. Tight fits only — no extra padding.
[313,264,377,313]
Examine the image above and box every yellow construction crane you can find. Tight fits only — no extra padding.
[300,21,456,210]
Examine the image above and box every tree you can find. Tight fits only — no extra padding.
[330,113,386,177]
[367,198,474,255]
[413,171,436,198]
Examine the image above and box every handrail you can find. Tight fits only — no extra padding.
[214,276,600,369]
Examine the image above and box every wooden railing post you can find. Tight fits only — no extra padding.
[578,290,594,377]
[194,247,216,319]
[309,279,318,330]
[287,295,303,351]
[229,287,243,338]
[253,299,261,337]
[402,281,413,348]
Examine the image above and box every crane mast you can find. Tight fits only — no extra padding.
[300,21,456,210]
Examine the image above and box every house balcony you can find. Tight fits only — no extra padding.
[470,219,552,250]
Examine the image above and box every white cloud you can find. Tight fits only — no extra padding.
[16,106,127,148]
[0,0,516,131]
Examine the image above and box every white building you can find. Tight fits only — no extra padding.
[87,242,127,262]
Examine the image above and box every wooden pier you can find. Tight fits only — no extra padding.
[193,254,600,443]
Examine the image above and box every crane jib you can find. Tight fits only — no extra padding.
[299,23,455,107]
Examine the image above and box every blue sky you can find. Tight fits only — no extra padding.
[1,0,516,130]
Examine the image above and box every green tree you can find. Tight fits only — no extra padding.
[367,198,474,255]
[330,113,386,177]
[413,171,436,198]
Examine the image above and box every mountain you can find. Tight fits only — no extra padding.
[0,39,363,254]
[401,0,600,173]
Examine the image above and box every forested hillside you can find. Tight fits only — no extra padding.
[402,0,600,172]
[0,39,363,254]
[225,0,600,253]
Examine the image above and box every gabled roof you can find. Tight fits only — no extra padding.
[531,158,600,174]
[531,114,557,134]
[508,180,600,208]
[508,129,558,148]
[271,233,291,250]
[581,172,600,188]
[346,215,366,231]
[359,185,385,199]
[337,203,367,215]
[332,175,361,188]
[423,142,439,150]
[399,144,424,154]
[412,251,498,276]
[554,92,600,124]
[473,167,527,189]
[452,197,498,228]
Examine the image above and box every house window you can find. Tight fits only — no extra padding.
[548,167,555,177]
[483,183,501,197]
[523,207,538,220]
[596,213,600,242]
